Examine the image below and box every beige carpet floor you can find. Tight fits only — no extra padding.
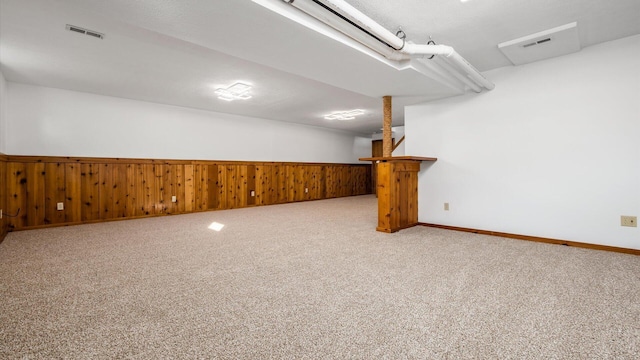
[1,195,639,359]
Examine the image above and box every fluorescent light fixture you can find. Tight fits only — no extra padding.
[324,109,365,121]
[208,222,225,231]
[215,82,252,101]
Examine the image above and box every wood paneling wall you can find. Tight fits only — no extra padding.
[0,153,7,241]
[3,156,371,231]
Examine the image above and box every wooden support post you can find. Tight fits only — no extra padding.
[358,96,438,233]
[382,95,392,158]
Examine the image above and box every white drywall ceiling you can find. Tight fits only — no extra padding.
[1,0,639,134]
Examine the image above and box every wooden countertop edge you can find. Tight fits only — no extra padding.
[358,156,438,162]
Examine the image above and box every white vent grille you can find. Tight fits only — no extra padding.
[66,24,104,39]
[522,37,552,48]
[498,22,580,66]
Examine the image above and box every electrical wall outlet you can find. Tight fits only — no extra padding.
[305,188,309,194]
[57,202,64,211]
[444,203,449,211]
[250,190,255,197]
[621,216,637,227]
[171,195,177,203]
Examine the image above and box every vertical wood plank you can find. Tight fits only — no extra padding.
[154,164,165,214]
[376,162,392,232]
[325,165,335,198]
[175,165,185,213]
[111,164,127,218]
[216,165,227,210]
[275,165,286,204]
[81,163,101,222]
[184,164,194,212]
[237,165,248,208]
[225,165,237,209]
[193,164,200,211]
[285,165,295,202]
[65,163,81,223]
[407,172,418,225]
[133,164,146,216]
[296,165,306,201]
[99,164,114,219]
[337,166,344,197]
[359,166,367,195]
[26,163,46,226]
[142,164,156,215]
[207,165,217,210]
[194,164,207,211]
[45,163,66,225]
[307,165,315,200]
[318,166,327,200]
[343,167,351,197]
[391,168,402,230]
[247,165,256,206]
[315,165,324,200]
[125,164,136,218]
[163,164,175,214]
[399,171,409,227]
[7,162,27,229]
[0,158,6,236]
[264,165,275,205]
[254,165,264,206]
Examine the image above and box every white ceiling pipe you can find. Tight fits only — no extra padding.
[256,0,463,93]
[288,0,402,60]
[445,51,495,90]
[286,0,494,91]
[430,57,482,93]
[409,59,469,92]
[404,42,494,90]
[311,0,406,50]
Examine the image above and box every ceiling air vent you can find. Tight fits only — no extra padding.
[66,24,104,39]
[498,22,580,66]
[522,37,552,48]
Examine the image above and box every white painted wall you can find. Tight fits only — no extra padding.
[406,34,640,250]
[6,83,367,163]
[0,70,7,153]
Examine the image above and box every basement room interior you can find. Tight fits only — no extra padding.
[0,0,639,358]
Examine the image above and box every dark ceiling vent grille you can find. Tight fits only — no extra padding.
[66,24,104,39]
[522,37,552,48]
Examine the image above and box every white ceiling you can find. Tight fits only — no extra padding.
[1,0,639,134]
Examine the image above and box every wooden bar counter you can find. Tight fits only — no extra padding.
[359,156,437,233]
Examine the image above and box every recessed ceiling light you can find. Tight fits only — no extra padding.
[324,109,365,121]
[215,82,252,101]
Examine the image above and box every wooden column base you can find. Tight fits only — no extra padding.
[376,160,419,233]
[360,156,437,233]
